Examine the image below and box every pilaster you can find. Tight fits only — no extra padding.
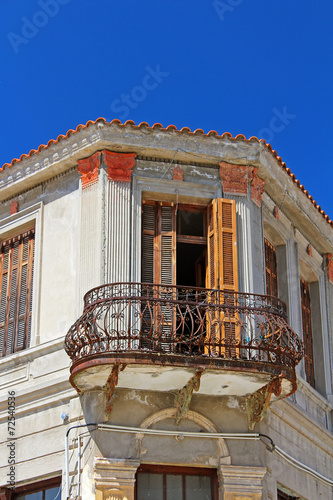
[94,458,140,500]
[77,151,104,305]
[102,150,136,283]
[219,465,266,499]
[220,162,265,295]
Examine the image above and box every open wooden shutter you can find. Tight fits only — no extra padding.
[207,198,238,292]
[206,198,238,357]
[0,230,34,357]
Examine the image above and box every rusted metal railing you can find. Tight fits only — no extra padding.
[64,283,304,369]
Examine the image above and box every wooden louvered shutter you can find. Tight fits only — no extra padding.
[206,199,238,357]
[158,203,176,286]
[264,239,278,298]
[219,198,238,293]
[0,230,34,357]
[300,278,315,388]
[142,202,176,285]
[141,202,176,352]
[142,202,156,284]
[206,198,238,291]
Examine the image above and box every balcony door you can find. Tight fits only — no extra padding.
[141,198,238,354]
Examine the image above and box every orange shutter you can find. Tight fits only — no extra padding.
[207,198,238,292]
[206,198,238,357]
[219,198,238,293]
[0,230,34,357]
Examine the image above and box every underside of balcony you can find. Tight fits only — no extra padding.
[65,283,304,405]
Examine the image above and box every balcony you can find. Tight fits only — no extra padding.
[65,283,303,414]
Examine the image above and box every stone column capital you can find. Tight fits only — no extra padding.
[77,151,102,188]
[103,150,136,183]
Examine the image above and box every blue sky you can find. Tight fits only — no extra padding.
[1,0,332,219]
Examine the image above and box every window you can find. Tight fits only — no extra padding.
[6,477,61,500]
[277,488,300,499]
[141,198,238,355]
[142,199,238,291]
[0,229,34,357]
[136,465,217,499]
[300,278,315,388]
[264,239,278,297]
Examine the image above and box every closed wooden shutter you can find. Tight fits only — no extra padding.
[264,239,278,297]
[142,202,176,351]
[300,278,315,388]
[206,199,238,356]
[0,229,34,357]
[142,202,176,285]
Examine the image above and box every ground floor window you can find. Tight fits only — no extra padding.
[277,488,301,499]
[136,465,217,500]
[13,477,61,500]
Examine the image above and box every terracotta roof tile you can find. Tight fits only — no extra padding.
[1,117,332,226]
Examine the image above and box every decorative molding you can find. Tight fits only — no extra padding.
[172,165,184,181]
[327,254,333,283]
[174,370,203,424]
[9,201,18,215]
[247,377,282,430]
[219,161,253,195]
[103,150,136,183]
[251,167,266,207]
[134,407,230,460]
[219,162,265,206]
[77,151,101,187]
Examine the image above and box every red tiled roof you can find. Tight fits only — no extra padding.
[1,117,332,227]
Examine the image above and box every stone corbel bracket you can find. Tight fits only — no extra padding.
[174,370,203,424]
[247,377,282,430]
[104,363,126,419]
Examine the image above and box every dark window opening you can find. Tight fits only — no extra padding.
[177,209,205,237]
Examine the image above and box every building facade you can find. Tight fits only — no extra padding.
[0,118,332,499]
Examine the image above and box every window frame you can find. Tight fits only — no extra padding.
[0,228,35,357]
[135,464,218,500]
[12,476,61,499]
[0,203,43,356]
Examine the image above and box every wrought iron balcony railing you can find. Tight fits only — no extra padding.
[64,283,304,370]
